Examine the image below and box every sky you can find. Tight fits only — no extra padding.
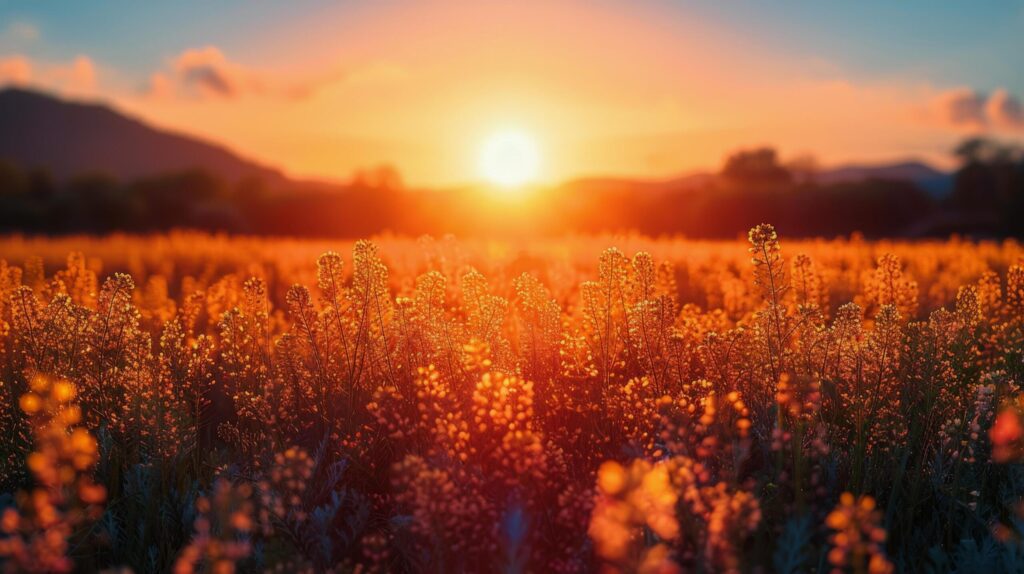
[1,0,1023,186]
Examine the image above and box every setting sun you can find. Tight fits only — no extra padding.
[478,129,541,188]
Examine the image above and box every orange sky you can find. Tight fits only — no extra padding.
[2,0,1022,185]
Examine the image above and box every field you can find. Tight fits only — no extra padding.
[1,227,1024,573]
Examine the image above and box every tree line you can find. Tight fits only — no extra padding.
[0,138,1020,238]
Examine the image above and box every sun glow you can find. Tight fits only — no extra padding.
[478,129,541,188]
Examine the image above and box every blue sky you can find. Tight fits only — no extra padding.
[4,0,1020,90]
[675,1,1024,92]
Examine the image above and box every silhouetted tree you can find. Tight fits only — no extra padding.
[131,169,229,229]
[954,137,1022,165]
[721,147,792,185]
[949,137,1024,234]
[63,172,137,231]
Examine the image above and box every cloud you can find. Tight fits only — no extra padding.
[930,87,1024,131]
[147,72,175,99]
[147,46,303,100]
[987,89,1024,128]
[170,46,259,98]
[47,55,97,93]
[933,88,988,127]
[0,54,97,94]
[146,45,403,102]
[0,55,31,85]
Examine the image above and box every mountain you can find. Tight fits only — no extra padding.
[0,87,283,182]
[818,160,952,197]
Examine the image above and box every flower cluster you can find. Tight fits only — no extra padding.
[589,456,761,573]
[825,493,894,574]
[0,376,105,573]
[174,480,255,574]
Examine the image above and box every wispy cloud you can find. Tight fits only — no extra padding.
[144,45,408,102]
[147,46,328,100]
[171,46,259,98]
[142,46,278,100]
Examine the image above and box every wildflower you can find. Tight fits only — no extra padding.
[863,254,918,319]
[174,480,254,574]
[0,376,105,573]
[589,456,760,573]
[825,493,893,574]
[992,406,1024,463]
[258,446,315,527]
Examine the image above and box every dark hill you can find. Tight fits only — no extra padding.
[817,160,952,197]
[0,87,283,182]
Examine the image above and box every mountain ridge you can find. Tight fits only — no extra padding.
[0,87,284,183]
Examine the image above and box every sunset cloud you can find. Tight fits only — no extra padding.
[987,89,1024,129]
[172,46,260,98]
[930,87,1024,131]
[148,46,330,100]
[933,88,987,127]
[47,55,97,93]
[0,55,31,85]
[0,54,95,94]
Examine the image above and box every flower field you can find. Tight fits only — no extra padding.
[1,226,1023,572]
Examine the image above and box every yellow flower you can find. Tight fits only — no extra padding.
[52,381,76,403]
[19,393,41,415]
[598,461,626,496]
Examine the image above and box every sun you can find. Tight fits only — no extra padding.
[478,129,541,188]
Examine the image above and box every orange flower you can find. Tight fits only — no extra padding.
[826,493,893,574]
[992,408,1024,462]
